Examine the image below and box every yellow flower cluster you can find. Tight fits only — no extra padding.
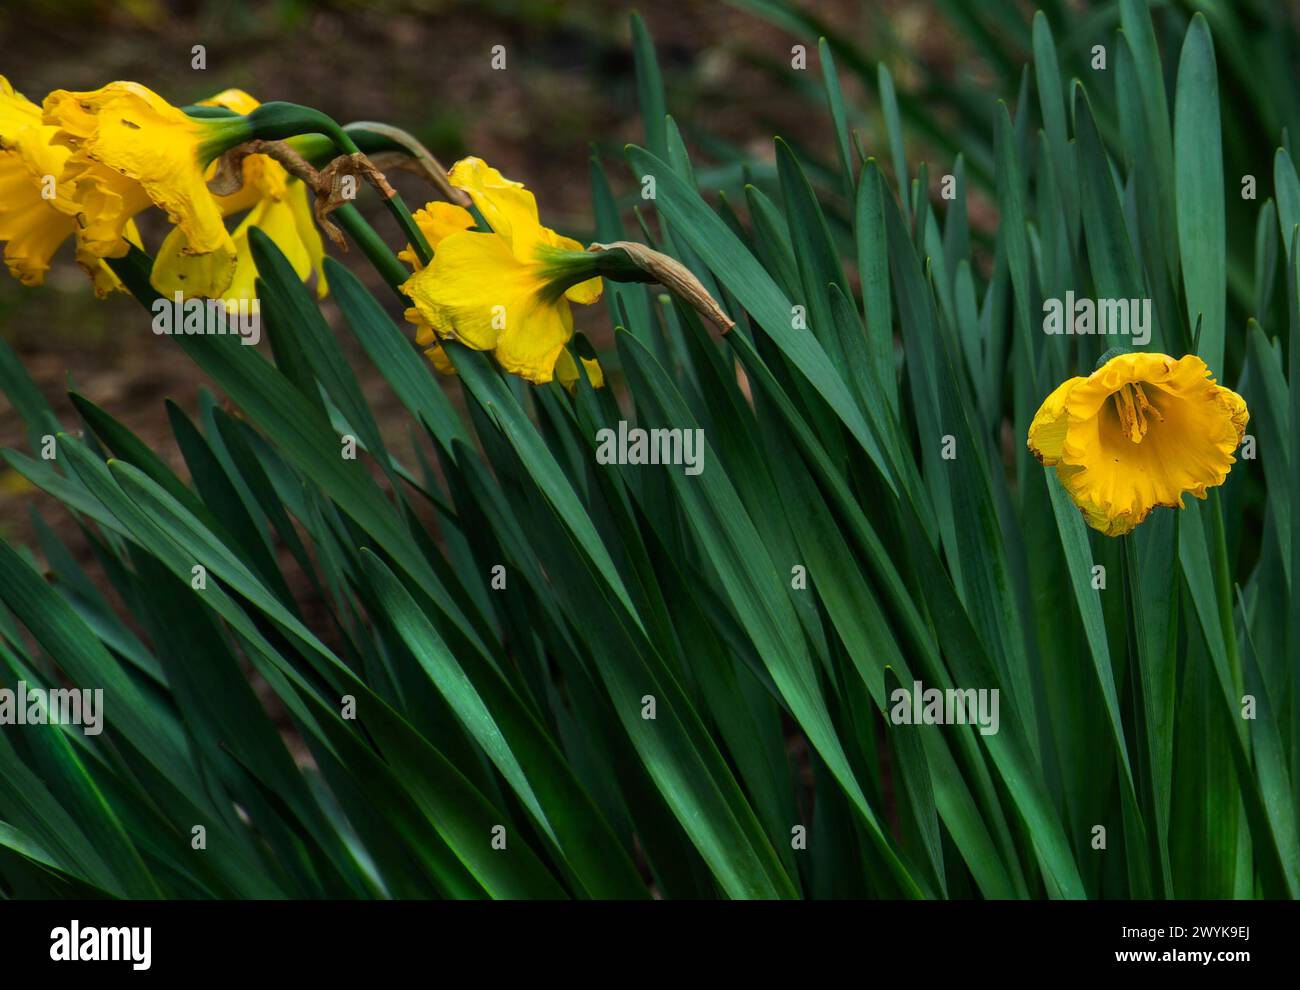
[0,77,324,304]
[1,74,602,390]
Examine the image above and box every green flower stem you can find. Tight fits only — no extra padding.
[344,122,470,214]
[290,129,405,165]
[333,204,412,293]
[193,104,418,296]
[1120,533,1176,898]
[1208,492,1242,685]
[247,103,432,267]
[246,102,351,147]
[381,191,433,265]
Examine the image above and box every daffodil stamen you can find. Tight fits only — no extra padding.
[1112,382,1162,443]
[1113,383,1144,443]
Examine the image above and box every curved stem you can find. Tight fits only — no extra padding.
[344,122,471,211]
[246,103,431,269]
[333,204,412,294]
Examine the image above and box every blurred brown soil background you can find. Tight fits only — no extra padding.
[0,0,980,547]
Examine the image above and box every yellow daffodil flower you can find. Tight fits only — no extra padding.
[399,193,602,389]
[153,88,327,307]
[0,76,137,296]
[43,81,250,297]
[403,157,603,385]
[1028,351,1249,536]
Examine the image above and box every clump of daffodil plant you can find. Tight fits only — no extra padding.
[0,6,1295,905]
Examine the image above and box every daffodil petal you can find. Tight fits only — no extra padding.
[405,201,476,265]
[199,88,261,116]
[404,229,532,349]
[424,342,457,375]
[0,149,75,285]
[1027,375,1085,465]
[151,224,237,298]
[285,178,327,297]
[0,75,43,142]
[554,348,604,392]
[493,292,573,384]
[448,156,544,261]
[219,196,300,304]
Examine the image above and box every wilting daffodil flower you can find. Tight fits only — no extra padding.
[1027,351,1249,537]
[0,76,138,295]
[43,81,252,297]
[402,157,603,386]
[153,88,327,307]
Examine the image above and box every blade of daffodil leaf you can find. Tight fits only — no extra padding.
[27,511,162,685]
[1114,34,1181,357]
[624,145,899,493]
[324,258,471,450]
[615,327,925,898]
[855,160,899,417]
[1031,11,1077,240]
[0,336,62,454]
[631,12,668,161]
[1255,201,1279,320]
[250,228,394,479]
[1236,589,1300,897]
[0,645,160,898]
[1119,0,1178,279]
[776,138,852,386]
[818,38,855,203]
[61,439,563,898]
[357,549,648,899]
[0,725,123,896]
[1127,510,1180,896]
[448,343,797,899]
[885,677,946,894]
[0,536,204,806]
[1287,227,1300,821]
[1246,322,1292,587]
[1174,13,1227,377]
[1276,148,1300,262]
[1073,84,1145,308]
[1043,471,1151,895]
[727,327,1030,895]
[877,62,909,218]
